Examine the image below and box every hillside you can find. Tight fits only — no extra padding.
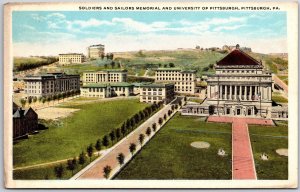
[14,49,288,79]
[14,56,58,72]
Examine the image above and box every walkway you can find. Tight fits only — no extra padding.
[71,100,180,180]
[207,116,274,180]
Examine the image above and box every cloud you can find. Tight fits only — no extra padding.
[213,24,245,32]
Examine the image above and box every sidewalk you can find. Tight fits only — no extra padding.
[207,116,273,180]
[71,100,180,180]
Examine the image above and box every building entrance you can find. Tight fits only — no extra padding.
[237,108,241,115]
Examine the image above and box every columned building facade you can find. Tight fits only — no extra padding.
[182,47,273,118]
[82,70,127,85]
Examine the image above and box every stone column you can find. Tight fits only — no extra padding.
[250,86,252,100]
[268,86,272,100]
[225,85,227,100]
[220,85,223,99]
[245,86,248,100]
[255,86,257,99]
[239,85,242,100]
[229,85,232,100]
[234,85,237,100]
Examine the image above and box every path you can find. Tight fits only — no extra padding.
[71,99,180,180]
[207,116,274,180]
[273,74,288,95]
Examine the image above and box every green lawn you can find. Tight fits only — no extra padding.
[13,99,149,167]
[277,75,288,85]
[249,121,288,180]
[115,114,232,179]
[13,156,97,180]
[272,92,288,103]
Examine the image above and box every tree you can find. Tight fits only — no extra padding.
[54,164,64,179]
[101,53,105,60]
[47,96,51,106]
[86,144,94,162]
[146,127,151,137]
[121,124,126,137]
[117,62,121,68]
[163,114,167,120]
[115,128,121,141]
[152,123,157,132]
[66,159,75,175]
[139,134,145,146]
[169,63,175,68]
[102,135,110,148]
[42,97,46,106]
[32,97,37,106]
[58,93,62,102]
[164,64,168,68]
[111,61,115,68]
[117,153,125,166]
[103,165,112,179]
[78,152,86,168]
[62,92,66,101]
[28,96,33,106]
[109,130,116,144]
[95,139,101,156]
[129,143,136,155]
[104,64,108,68]
[38,96,43,103]
[168,110,172,116]
[53,94,58,104]
[20,98,26,108]
[158,118,163,125]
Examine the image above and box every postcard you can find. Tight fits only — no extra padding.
[3,1,298,188]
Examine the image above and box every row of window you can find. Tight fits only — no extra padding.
[142,92,162,96]
[156,73,194,77]
[142,96,163,100]
[210,76,271,80]
[156,77,193,81]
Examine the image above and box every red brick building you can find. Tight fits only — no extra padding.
[13,103,38,139]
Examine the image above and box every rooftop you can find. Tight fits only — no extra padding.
[217,49,261,66]
[82,82,133,88]
[156,68,197,73]
[140,83,174,88]
[59,53,84,55]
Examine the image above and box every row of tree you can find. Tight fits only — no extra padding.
[51,101,164,179]
[14,57,58,72]
[102,106,177,179]
[100,53,114,60]
[20,90,80,107]
[104,61,121,69]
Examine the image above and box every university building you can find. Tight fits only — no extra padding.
[139,83,175,104]
[13,103,38,139]
[155,68,196,95]
[23,72,80,97]
[88,44,105,59]
[82,70,127,85]
[182,47,275,118]
[80,82,134,98]
[58,53,85,65]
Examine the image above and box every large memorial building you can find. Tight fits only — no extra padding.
[182,46,274,118]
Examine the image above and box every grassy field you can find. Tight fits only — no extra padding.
[115,49,226,76]
[13,156,97,180]
[14,56,58,72]
[13,99,149,167]
[249,121,288,180]
[272,92,288,103]
[277,75,288,85]
[115,114,232,179]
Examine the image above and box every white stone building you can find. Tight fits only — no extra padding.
[80,82,134,98]
[87,44,105,59]
[23,73,80,97]
[182,47,275,118]
[155,68,196,95]
[82,70,127,85]
[59,53,85,65]
[139,83,175,104]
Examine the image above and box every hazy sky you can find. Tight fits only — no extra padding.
[12,11,287,56]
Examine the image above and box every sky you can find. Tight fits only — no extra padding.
[12,11,287,56]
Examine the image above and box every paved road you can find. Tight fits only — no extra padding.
[207,116,274,180]
[72,102,178,180]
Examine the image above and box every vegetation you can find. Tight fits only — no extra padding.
[272,92,288,103]
[115,114,232,179]
[249,121,288,179]
[13,99,149,167]
[103,165,112,179]
[14,56,58,72]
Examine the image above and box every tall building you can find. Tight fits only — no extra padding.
[82,70,127,85]
[88,44,105,59]
[59,53,85,65]
[155,68,196,94]
[182,47,274,118]
[139,83,175,104]
[23,73,80,97]
[80,82,134,98]
[13,102,38,139]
